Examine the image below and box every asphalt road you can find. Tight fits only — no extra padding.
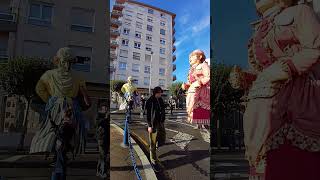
[111,109,211,180]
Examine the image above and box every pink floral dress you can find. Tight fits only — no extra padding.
[185,62,210,125]
[241,5,320,180]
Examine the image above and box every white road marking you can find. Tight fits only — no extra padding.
[166,119,198,129]
[170,132,194,150]
[0,155,27,162]
[199,130,210,143]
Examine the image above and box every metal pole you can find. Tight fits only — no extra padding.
[148,51,153,96]
[122,108,129,147]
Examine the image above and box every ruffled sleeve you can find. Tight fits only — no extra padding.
[290,5,320,75]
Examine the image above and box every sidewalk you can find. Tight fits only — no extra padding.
[110,124,155,180]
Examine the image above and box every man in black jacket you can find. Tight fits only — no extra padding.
[146,86,165,172]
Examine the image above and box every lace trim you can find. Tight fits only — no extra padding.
[254,123,320,167]
[194,101,210,110]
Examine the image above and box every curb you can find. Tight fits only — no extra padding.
[111,123,157,180]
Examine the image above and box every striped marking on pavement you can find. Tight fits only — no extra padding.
[111,123,157,180]
[0,155,27,162]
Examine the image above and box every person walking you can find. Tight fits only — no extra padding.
[141,95,146,115]
[168,96,175,115]
[146,87,166,172]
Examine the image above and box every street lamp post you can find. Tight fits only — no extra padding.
[148,51,153,96]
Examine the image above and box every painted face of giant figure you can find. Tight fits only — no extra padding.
[54,47,74,73]
[254,0,277,14]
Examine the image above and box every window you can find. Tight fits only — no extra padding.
[132,64,140,72]
[146,44,152,51]
[133,52,140,60]
[123,28,130,35]
[148,9,154,14]
[71,8,95,32]
[135,31,142,38]
[137,13,143,20]
[6,102,11,107]
[159,79,165,87]
[69,45,92,72]
[160,57,166,65]
[144,77,150,85]
[159,68,165,76]
[144,66,150,74]
[125,21,131,26]
[28,3,53,26]
[118,74,126,81]
[160,38,166,45]
[5,112,10,118]
[160,29,166,35]
[136,22,142,29]
[119,49,128,58]
[132,76,139,85]
[147,25,153,32]
[160,48,165,54]
[160,21,165,26]
[145,54,151,62]
[126,13,132,17]
[122,39,129,46]
[147,16,153,23]
[119,62,127,70]
[160,13,165,18]
[146,34,152,41]
[125,18,132,22]
[134,42,141,49]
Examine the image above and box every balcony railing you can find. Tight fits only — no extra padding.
[173,37,176,43]
[173,45,176,52]
[0,12,16,22]
[110,28,120,37]
[113,3,125,11]
[173,75,177,81]
[111,10,123,18]
[111,18,122,27]
[110,40,119,49]
[172,55,176,62]
[173,64,176,71]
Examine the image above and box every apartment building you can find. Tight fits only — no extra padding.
[110,0,177,94]
[0,0,108,132]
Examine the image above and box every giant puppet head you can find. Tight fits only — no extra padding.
[254,0,299,15]
[53,47,75,73]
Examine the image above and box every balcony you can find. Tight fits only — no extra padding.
[173,64,176,71]
[172,28,175,35]
[172,55,176,62]
[111,10,123,18]
[110,51,117,60]
[173,37,176,44]
[0,12,17,31]
[110,28,120,38]
[110,40,119,49]
[111,18,122,28]
[113,2,125,11]
[173,75,177,81]
[173,45,176,52]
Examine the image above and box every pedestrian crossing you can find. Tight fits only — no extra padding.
[212,155,249,180]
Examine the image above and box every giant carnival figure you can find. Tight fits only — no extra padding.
[29,47,91,179]
[229,0,320,179]
[121,76,139,123]
[182,49,210,130]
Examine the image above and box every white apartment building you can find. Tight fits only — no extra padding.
[110,0,177,92]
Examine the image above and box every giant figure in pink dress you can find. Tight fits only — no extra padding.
[182,50,210,129]
[229,0,320,179]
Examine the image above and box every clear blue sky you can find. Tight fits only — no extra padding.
[110,0,210,82]
[212,1,258,68]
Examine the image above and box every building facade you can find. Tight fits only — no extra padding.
[110,0,177,93]
[0,0,108,132]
